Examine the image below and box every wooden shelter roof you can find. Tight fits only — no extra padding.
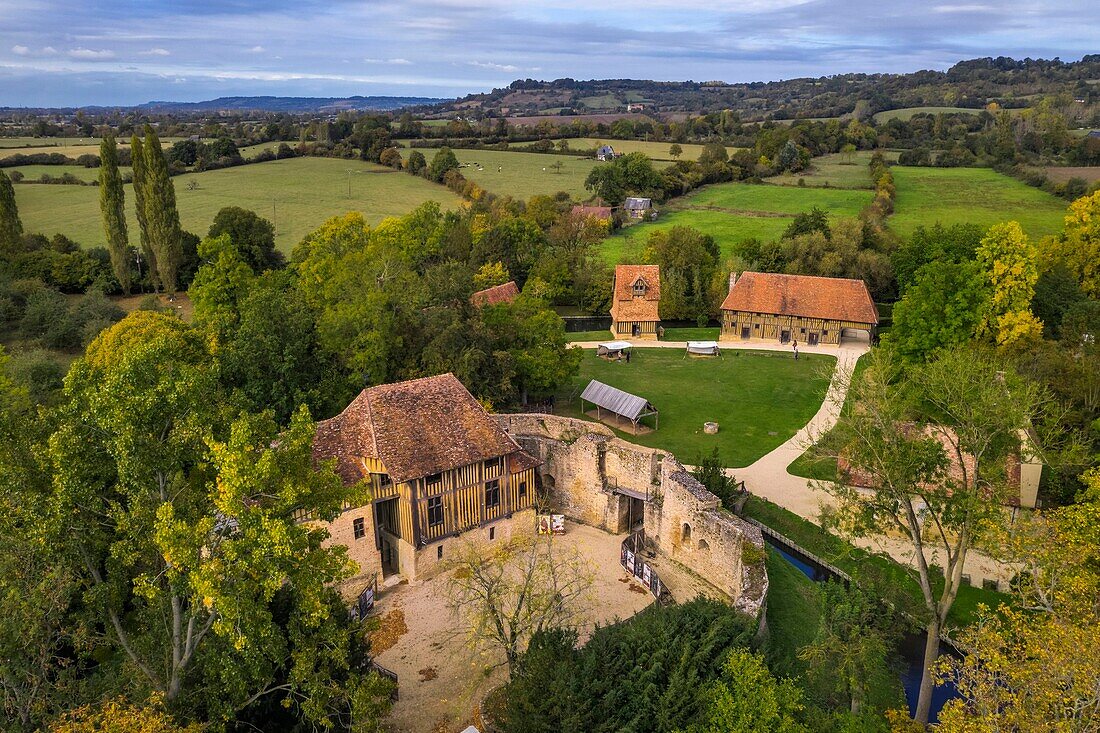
[720,271,878,325]
[580,379,657,422]
[313,373,533,485]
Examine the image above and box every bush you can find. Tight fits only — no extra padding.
[6,348,66,403]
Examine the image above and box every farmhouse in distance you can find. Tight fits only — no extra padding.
[720,271,878,346]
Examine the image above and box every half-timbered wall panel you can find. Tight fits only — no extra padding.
[721,309,873,345]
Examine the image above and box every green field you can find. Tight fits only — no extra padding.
[767,150,899,189]
[889,166,1067,240]
[604,209,794,263]
[603,181,870,263]
[13,157,462,253]
[560,138,716,161]
[0,136,181,160]
[872,107,988,123]
[6,164,125,183]
[401,147,638,200]
[554,348,833,468]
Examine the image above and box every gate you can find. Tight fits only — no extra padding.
[620,530,672,604]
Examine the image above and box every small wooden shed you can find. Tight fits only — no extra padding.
[580,379,658,432]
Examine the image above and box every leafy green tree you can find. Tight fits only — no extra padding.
[428,146,460,182]
[473,261,510,290]
[207,206,283,273]
[891,223,984,294]
[976,221,1042,346]
[887,260,989,362]
[406,150,427,175]
[783,207,831,241]
[0,169,23,252]
[584,152,663,205]
[643,225,720,322]
[687,648,808,733]
[698,142,729,167]
[140,125,183,291]
[1048,190,1100,298]
[188,233,257,337]
[129,134,158,289]
[49,698,202,733]
[669,143,683,160]
[1031,263,1087,339]
[99,134,132,293]
[50,313,378,723]
[817,347,1041,724]
[691,447,740,507]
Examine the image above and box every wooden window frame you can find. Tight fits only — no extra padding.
[353,516,366,540]
[427,496,444,527]
[485,479,501,509]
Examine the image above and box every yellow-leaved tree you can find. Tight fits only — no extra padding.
[1049,190,1100,299]
[975,221,1043,346]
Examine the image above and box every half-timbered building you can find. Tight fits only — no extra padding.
[720,271,878,346]
[312,374,540,582]
[610,264,661,339]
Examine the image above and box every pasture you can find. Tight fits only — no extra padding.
[13,157,462,253]
[889,166,1067,240]
[559,138,715,161]
[604,208,794,263]
[554,348,833,468]
[686,181,871,216]
[0,136,181,160]
[766,150,899,189]
[872,107,989,122]
[1038,166,1100,184]
[5,164,119,182]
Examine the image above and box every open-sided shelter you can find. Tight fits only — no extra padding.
[686,340,720,357]
[580,379,659,432]
[597,340,633,359]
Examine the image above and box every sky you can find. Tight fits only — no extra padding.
[0,0,1096,107]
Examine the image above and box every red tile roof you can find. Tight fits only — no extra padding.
[470,280,520,307]
[570,205,613,220]
[720,271,878,325]
[610,264,661,323]
[313,373,535,484]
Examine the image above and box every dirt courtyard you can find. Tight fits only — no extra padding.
[370,522,724,733]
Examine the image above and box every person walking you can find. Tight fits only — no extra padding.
[792,339,799,360]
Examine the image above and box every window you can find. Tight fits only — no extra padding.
[437,545,444,560]
[754,323,759,329]
[427,496,443,527]
[373,472,392,490]
[485,456,502,477]
[800,327,806,334]
[632,280,647,296]
[518,481,527,499]
[425,472,443,491]
[353,517,366,540]
[489,527,496,541]
[485,479,501,508]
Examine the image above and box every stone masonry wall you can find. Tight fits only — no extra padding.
[494,414,768,619]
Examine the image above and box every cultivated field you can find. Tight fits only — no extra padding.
[889,166,1067,240]
[0,136,181,160]
[555,348,833,468]
[1037,166,1100,184]
[13,157,461,253]
[872,107,989,122]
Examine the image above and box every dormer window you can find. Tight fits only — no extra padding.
[632,280,647,296]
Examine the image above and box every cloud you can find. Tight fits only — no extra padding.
[11,45,30,55]
[246,45,265,53]
[365,57,413,65]
[140,48,171,56]
[68,47,115,60]
[467,60,520,72]
[932,3,994,11]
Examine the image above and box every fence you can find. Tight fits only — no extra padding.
[349,574,379,621]
[620,530,672,604]
[371,662,400,702]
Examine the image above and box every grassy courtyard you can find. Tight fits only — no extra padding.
[555,348,833,468]
[12,157,462,253]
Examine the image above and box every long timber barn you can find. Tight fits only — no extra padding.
[720,271,878,346]
[312,373,540,582]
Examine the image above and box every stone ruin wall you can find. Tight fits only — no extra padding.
[494,414,768,619]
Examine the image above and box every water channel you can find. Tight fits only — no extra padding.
[766,537,961,723]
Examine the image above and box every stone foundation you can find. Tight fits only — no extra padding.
[494,414,768,619]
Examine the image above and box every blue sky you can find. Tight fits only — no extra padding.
[0,0,1096,107]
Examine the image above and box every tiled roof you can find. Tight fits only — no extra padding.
[610,264,661,323]
[470,280,520,307]
[570,205,612,220]
[313,373,535,485]
[720,271,878,325]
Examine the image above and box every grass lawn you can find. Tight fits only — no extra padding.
[889,166,1066,241]
[762,547,823,679]
[742,495,1009,628]
[662,327,720,341]
[687,182,872,217]
[603,209,794,264]
[13,157,461,253]
[554,348,833,468]
[566,329,614,342]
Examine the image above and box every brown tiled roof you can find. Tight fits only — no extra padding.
[720,271,878,325]
[470,280,520,307]
[509,451,541,475]
[313,374,536,484]
[610,264,661,323]
[570,205,612,220]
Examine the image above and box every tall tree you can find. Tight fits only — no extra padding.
[887,260,989,363]
[140,125,183,291]
[0,169,23,251]
[1049,190,1100,298]
[129,134,158,289]
[817,347,1040,724]
[98,135,131,294]
[976,221,1042,346]
[207,206,283,273]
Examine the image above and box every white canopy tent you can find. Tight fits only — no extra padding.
[686,340,720,356]
[597,340,634,358]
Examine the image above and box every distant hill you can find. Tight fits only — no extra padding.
[135,95,446,113]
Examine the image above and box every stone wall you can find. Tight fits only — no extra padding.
[494,414,768,619]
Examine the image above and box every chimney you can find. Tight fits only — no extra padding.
[728,271,738,293]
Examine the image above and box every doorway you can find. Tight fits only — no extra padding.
[808,332,819,346]
[632,323,641,337]
[780,330,791,344]
[374,498,401,577]
[740,326,751,340]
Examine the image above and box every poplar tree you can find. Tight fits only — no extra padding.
[0,170,22,251]
[98,135,131,294]
[129,134,158,290]
[140,125,182,292]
